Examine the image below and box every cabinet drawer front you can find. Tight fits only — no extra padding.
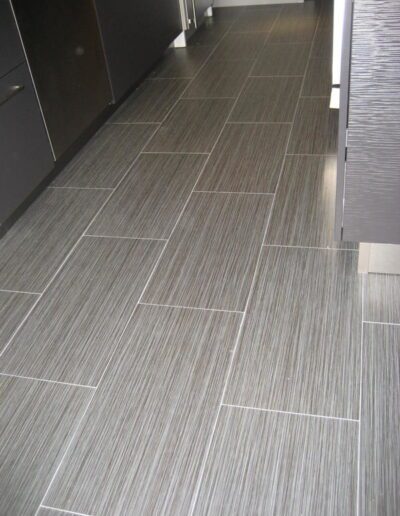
[0,64,53,223]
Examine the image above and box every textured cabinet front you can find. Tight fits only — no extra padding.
[343,0,400,244]
[0,64,54,224]
[96,0,182,101]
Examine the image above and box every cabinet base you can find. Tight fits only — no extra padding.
[359,243,400,275]
[170,31,187,48]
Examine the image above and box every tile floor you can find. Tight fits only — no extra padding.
[0,1,399,515]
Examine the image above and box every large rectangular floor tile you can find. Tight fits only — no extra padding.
[225,247,361,419]
[311,28,333,58]
[188,19,231,47]
[281,2,319,18]
[196,123,290,193]
[213,6,244,21]
[302,57,332,97]
[183,59,253,99]
[142,192,273,311]
[0,291,38,354]
[211,32,266,61]
[360,324,400,516]
[365,274,400,324]
[89,154,207,239]
[53,124,156,188]
[44,305,242,516]
[265,155,356,248]
[0,237,163,385]
[0,188,108,293]
[0,376,91,516]
[145,98,233,153]
[230,76,302,123]
[251,43,310,76]
[268,12,318,43]
[110,78,190,123]
[288,97,338,154]
[193,406,357,515]
[229,6,280,33]
[150,46,214,78]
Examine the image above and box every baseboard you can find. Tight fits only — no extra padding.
[213,0,303,6]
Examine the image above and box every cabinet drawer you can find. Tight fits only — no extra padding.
[0,63,54,223]
[0,0,25,78]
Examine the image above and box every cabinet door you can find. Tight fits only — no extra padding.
[12,0,112,158]
[96,0,182,101]
[338,0,400,244]
[0,64,54,223]
[0,0,25,78]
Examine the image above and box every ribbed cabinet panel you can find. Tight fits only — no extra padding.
[343,0,400,243]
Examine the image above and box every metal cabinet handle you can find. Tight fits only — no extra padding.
[0,85,25,107]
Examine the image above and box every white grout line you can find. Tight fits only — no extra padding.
[83,234,168,242]
[263,243,359,252]
[194,190,274,196]
[286,152,337,156]
[300,95,331,99]
[147,77,193,81]
[356,274,365,516]
[106,121,160,126]
[139,302,244,315]
[47,186,113,191]
[183,96,237,100]
[227,120,292,125]
[40,505,93,516]
[0,288,41,296]
[249,74,304,78]
[363,320,400,327]
[189,11,324,514]
[0,373,95,390]
[141,151,210,155]
[221,403,359,423]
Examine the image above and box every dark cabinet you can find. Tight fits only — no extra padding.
[96,0,182,101]
[12,0,112,158]
[0,64,54,224]
[0,0,24,78]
